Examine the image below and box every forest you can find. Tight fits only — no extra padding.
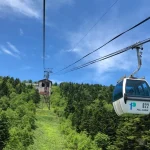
[1,76,150,150]
[0,76,40,150]
[52,82,150,150]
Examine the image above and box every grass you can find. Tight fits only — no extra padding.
[28,106,67,150]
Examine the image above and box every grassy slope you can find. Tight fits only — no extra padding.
[28,86,98,150]
[28,107,67,150]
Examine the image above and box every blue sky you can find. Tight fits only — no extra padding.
[0,0,150,85]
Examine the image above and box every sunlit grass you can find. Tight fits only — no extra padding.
[28,107,67,150]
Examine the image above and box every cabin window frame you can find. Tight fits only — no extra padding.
[125,79,150,97]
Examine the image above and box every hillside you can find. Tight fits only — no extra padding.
[0,76,40,150]
[52,83,150,150]
[1,77,150,150]
[28,86,99,150]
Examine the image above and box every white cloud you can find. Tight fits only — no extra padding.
[66,28,135,74]
[0,0,75,19]
[69,33,140,77]
[60,48,81,53]
[7,42,20,54]
[41,54,50,59]
[1,46,20,58]
[19,28,24,36]
[64,7,150,82]
[0,0,40,19]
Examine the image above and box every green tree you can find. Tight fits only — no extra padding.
[94,133,110,149]
[0,110,9,150]
[0,76,38,150]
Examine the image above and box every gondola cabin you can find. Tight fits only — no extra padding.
[113,77,150,116]
[38,79,52,96]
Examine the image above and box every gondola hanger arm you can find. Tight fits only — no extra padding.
[130,45,143,77]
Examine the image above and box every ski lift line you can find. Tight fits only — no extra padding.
[66,38,150,72]
[62,50,128,74]
[40,0,52,110]
[53,16,150,74]
[58,38,150,74]
[68,0,119,55]
[65,38,150,73]
[43,0,46,69]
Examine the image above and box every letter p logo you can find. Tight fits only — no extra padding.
[130,102,136,110]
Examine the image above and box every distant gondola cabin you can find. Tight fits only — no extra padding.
[38,79,52,96]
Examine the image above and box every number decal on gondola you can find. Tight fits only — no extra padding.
[142,103,149,109]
